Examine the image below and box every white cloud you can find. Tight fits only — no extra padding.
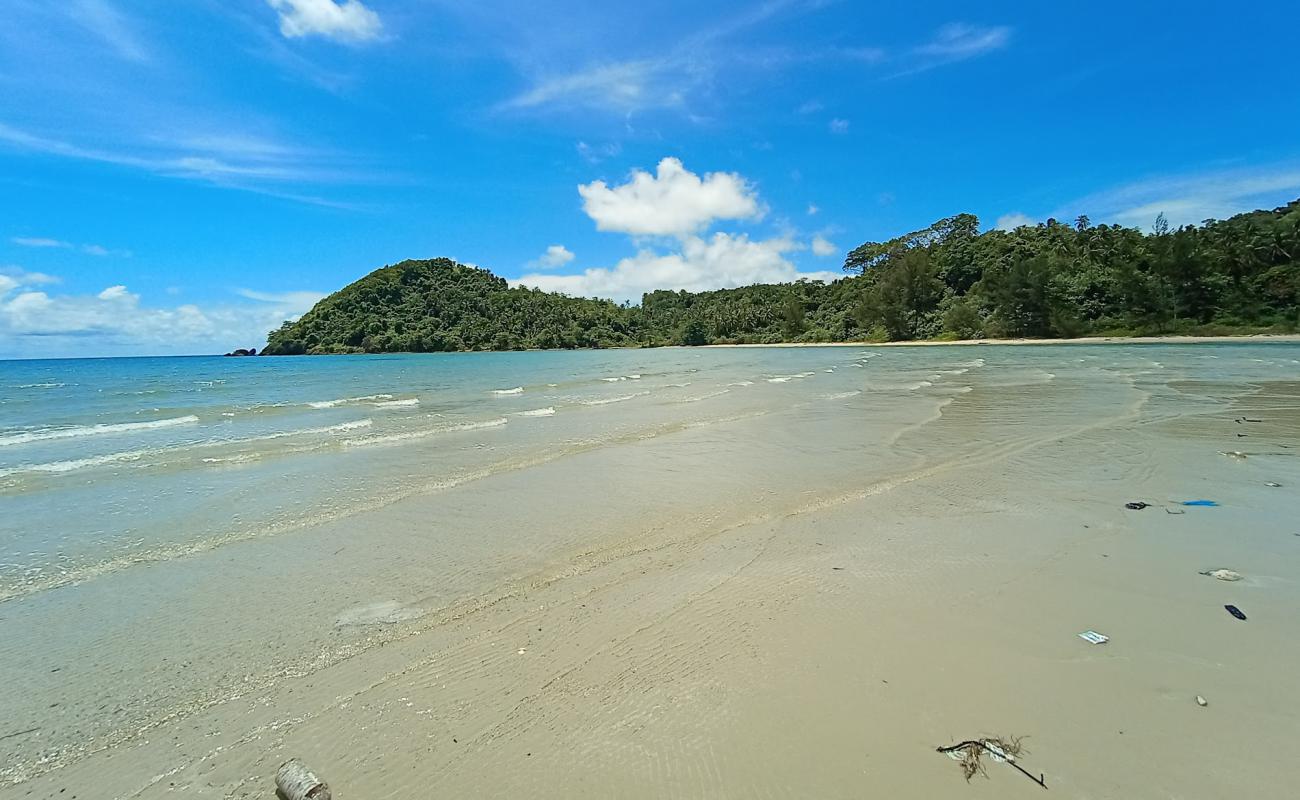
[266,0,382,43]
[0,282,325,358]
[81,244,110,256]
[516,232,838,304]
[11,237,71,249]
[829,118,850,134]
[806,204,819,216]
[797,100,824,115]
[529,244,575,269]
[995,212,1035,231]
[97,284,131,301]
[0,266,60,287]
[811,235,837,257]
[579,157,763,238]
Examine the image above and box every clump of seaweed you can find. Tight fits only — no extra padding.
[937,736,1045,788]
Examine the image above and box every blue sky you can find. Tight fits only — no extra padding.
[2,0,1299,358]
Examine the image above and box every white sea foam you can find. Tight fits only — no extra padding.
[492,387,524,395]
[372,398,420,408]
[728,380,755,387]
[17,383,66,389]
[307,394,393,409]
[516,407,556,417]
[677,389,729,403]
[766,372,814,383]
[0,419,374,478]
[821,390,862,400]
[0,415,199,447]
[345,417,508,446]
[579,391,649,406]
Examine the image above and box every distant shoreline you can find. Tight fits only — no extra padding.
[702,333,1300,349]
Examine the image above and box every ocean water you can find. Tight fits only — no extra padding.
[2,342,1300,791]
[2,344,1298,606]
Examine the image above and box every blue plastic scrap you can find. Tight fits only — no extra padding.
[1181,500,1220,507]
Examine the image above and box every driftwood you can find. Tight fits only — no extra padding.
[937,737,1047,789]
[276,758,331,800]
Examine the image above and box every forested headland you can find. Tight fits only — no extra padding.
[261,200,1299,355]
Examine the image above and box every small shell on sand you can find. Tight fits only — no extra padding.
[1196,695,1208,707]
[1199,569,1243,582]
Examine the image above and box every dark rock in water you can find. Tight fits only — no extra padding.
[223,348,258,357]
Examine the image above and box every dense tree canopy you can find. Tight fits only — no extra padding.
[262,200,1300,354]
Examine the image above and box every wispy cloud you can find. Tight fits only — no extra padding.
[493,0,828,116]
[0,121,366,208]
[576,140,622,164]
[500,59,693,113]
[1058,162,1300,228]
[236,288,326,311]
[828,118,850,134]
[11,237,70,249]
[888,23,1012,78]
[10,236,126,256]
[67,0,150,62]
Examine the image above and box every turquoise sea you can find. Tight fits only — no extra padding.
[4,343,1298,607]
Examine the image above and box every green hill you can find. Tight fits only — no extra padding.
[261,200,1300,355]
[262,258,642,354]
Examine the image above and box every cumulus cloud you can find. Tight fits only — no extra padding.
[529,244,575,269]
[811,235,838,257]
[995,212,1035,231]
[266,0,382,43]
[829,118,850,134]
[97,284,132,301]
[0,277,324,357]
[578,157,763,238]
[517,233,838,304]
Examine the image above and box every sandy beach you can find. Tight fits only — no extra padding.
[2,344,1298,799]
[705,333,1300,348]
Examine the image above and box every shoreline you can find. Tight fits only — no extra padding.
[702,333,1300,348]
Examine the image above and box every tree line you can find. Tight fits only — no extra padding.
[261,199,1299,355]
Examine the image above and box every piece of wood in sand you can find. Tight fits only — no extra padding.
[276,758,331,800]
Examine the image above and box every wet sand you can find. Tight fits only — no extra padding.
[3,348,1299,798]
